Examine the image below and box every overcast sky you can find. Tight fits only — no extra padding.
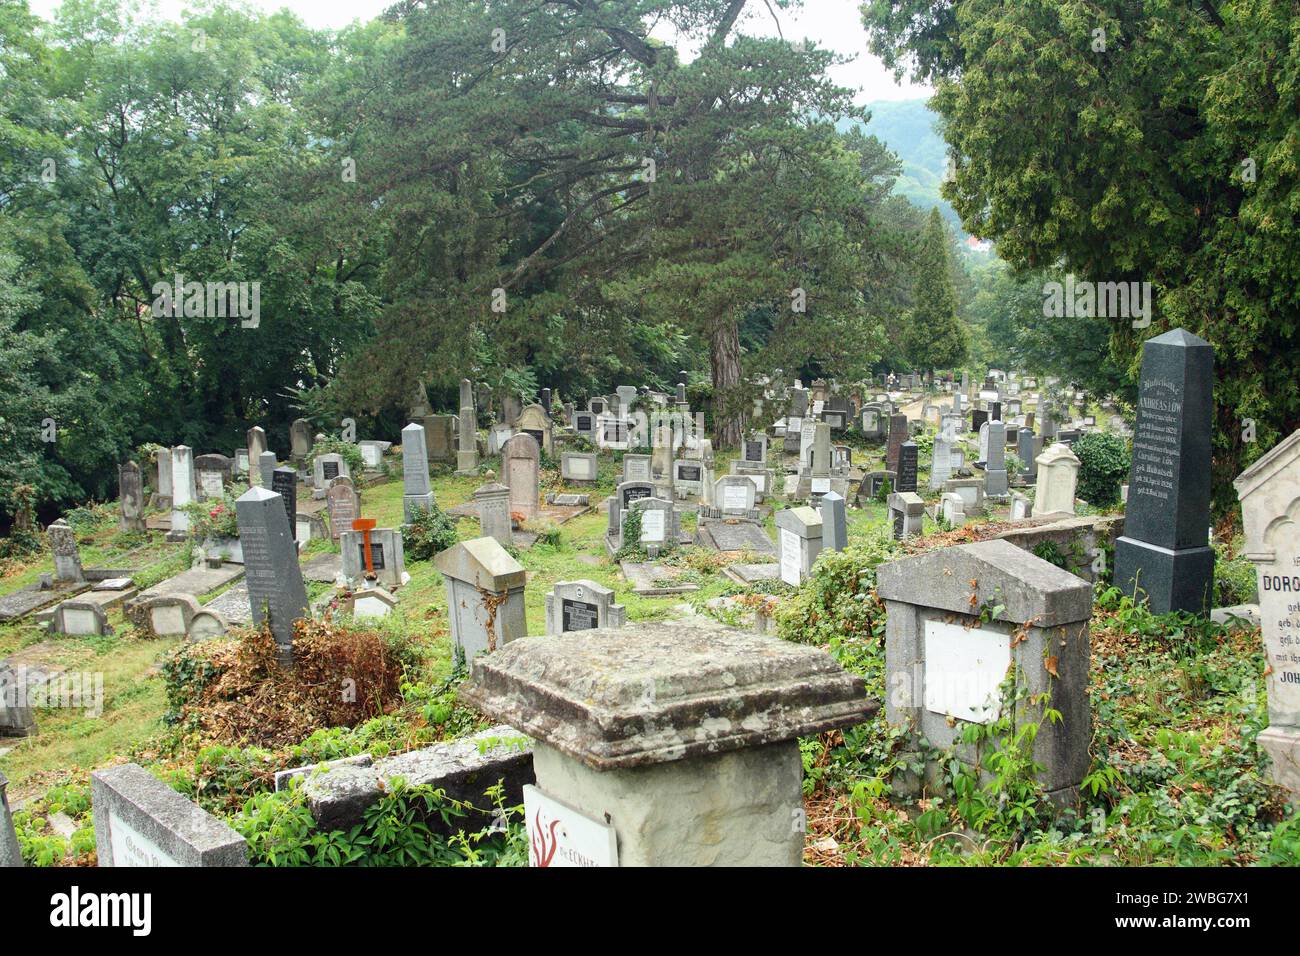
[28,0,930,103]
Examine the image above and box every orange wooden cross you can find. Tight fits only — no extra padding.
[352,518,377,578]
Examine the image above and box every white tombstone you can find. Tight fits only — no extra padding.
[1032,443,1081,518]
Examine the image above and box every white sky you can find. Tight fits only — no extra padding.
[28,0,930,104]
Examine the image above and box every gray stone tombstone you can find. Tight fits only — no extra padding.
[742,433,768,465]
[672,459,705,500]
[92,763,248,866]
[985,420,1009,497]
[48,599,110,636]
[561,452,598,484]
[47,519,83,584]
[258,451,277,490]
[312,453,349,497]
[0,664,36,739]
[775,506,823,585]
[474,475,513,547]
[460,623,876,866]
[1018,428,1039,482]
[503,433,540,520]
[402,422,435,523]
[931,427,955,491]
[876,540,1093,804]
[0,771,21,867]
[246,427,268,486]
[235,486,310,663]
[290,418,313,461]
[119,461,146,532]
[169,445,195,541]
[886,414,908,473]
[434,537,527,667]
[622,454,652,483]
[423,415,455,464]
[155,446,174,509]
[545,580,627,636]
[325,479,360,541]
[888,492,925,540]
[1114,328,1216,615]
[1234,430,1300,802]
[819,491,847,552]
[457,382,481,474]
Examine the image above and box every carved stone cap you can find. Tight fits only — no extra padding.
[459,623,877,770]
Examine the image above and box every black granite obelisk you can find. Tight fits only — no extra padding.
[1113,328,1215,614]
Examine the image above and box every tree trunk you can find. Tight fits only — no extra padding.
[709,316,743,448]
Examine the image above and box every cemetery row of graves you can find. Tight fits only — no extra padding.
[1,330,1298,866]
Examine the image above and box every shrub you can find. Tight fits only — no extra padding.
[182,485,246,539]
[1073,432,1130,506]
[309,436,365,477]
[776,536,896,648]
[403,502,458,561]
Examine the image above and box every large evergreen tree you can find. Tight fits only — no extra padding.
[902,207,966,370]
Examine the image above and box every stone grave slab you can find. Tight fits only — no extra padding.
[619,561,700,596]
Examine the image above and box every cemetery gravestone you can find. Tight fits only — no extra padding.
[1032,444,1081,518]
[0,771,20,867]
[47,519,83,584]
[561,452,598,484]
[258,451,277,489]
[92,763,248,866]
[119,462,146,532]
[1234,430,1300,801]
[457,379,480,474]
[460,623,875,866]
[474,475,513,547]
[886,415,908,473]
[877,540,1092,804]
[896,441,919,494]
[169,445,195,541]
[776,506,823,586]
[235,486,310,663]
[888,492,925,540]
[545,580,627,636]
[425,415,455,464]
[820,491,847,552]
[325,479,360,540]
[271,467,298,541]
[503,433,541,520]
[401,422,436,523]
[155,447,174,509]
[984,421,1009,497]
[290,419,313,461]
[435,537,527,666]
[1113,328,1216,615]
[246,427,268,486]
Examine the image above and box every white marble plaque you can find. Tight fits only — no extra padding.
[63,608,100,635]
[199,471,224,497]
[812,478,831,494]
[923,620,1011,724]
[639,509,665,543]
[523,785,618,867]
[779,527,801,586]
[109,812,179,867]
[723,484,749,511]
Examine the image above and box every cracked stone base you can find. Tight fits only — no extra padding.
[1258,725,1300,803]
[532,740,804,866]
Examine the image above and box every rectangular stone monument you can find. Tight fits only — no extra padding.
[886,414,908,473]
[776,506,823,586]
[457,378,480,474]
[119,461,146,532]
[235,486,310,662]
[561,452,598,484]
[459,623,876,866]
[545,580,627,636]
[876,540,1093,804]
[0,771,20,867]
[896,441,919,494]
[888,492,925,540]
[92,763,247,866]
[402,422,436,523]
[820,491,847,552]
[504,433,540,520]
[474,477,512,547]
[1235,430,1300,801]
[169,445,195,541]
[1114,329,1216,615]
[985,421,1009,497]
[270,466,298,542]
[246,426,268,486]
[47,518,84,583]
[435,537,527,666]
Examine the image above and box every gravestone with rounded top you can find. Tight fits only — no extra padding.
[503,433,540,520]
[545,580,626,636]
[1032,443,1081,518]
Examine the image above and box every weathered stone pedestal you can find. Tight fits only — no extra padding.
[460,623,877,866]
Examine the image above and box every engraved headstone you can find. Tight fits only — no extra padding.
[1114,329,1215,614]
[235,486,310,662]
[119,462,146,533]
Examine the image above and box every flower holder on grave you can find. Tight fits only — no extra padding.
[460,623,877,866]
